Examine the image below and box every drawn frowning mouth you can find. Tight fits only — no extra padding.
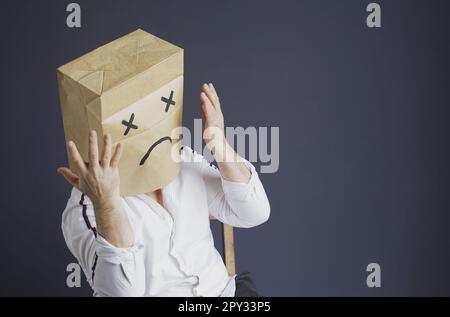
[139,136,172,166]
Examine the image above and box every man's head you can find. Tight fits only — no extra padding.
[57,29,184,196]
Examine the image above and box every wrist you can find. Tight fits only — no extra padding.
[92,195,122,213]
[210,138,237,163]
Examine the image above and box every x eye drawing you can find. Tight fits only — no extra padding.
[161,90,176,112]
[121,113,138,136]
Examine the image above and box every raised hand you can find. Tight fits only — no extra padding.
[58,131,122,209]
[200,83,250,182]
[200,83,225,153]
[58,131,133,247]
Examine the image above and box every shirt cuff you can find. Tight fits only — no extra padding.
[95,235,143,284]
[221,160,258,201]
[95,234,142,264]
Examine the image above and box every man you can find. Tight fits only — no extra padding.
[58,83,271,297]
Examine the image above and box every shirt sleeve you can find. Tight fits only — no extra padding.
[196,151,271,228]
[61,188,145,297]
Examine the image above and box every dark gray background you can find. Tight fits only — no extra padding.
[0,0,449,296]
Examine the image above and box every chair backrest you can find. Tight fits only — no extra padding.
[210,216,236,276]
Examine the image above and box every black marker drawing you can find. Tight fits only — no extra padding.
[121,113,138,136]
[139,136,172,166]
[161,90,176,112]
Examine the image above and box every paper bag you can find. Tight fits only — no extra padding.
[57,29,184,196]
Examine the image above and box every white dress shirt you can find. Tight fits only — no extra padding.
[61,147,270,297]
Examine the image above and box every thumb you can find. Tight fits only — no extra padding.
[57,167,79,187]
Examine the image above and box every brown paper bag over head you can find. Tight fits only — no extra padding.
[57,29,184,196]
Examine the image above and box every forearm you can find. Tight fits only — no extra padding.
[212,136,251,183]
[205,140,271,227]
[93,198,134,248]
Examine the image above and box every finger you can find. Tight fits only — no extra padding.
[200,92,215,117]
[101,133,112,167]
[202,83,220,110]
[67,141,87,175]
[208,83,221,109]
[88,130,100,169]
[110,143,123,168]
[57,167,79,187]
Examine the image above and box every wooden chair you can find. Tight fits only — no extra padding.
[210,216,235,276]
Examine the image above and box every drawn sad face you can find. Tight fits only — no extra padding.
[101,75,183,195]
[121,89,176,166]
